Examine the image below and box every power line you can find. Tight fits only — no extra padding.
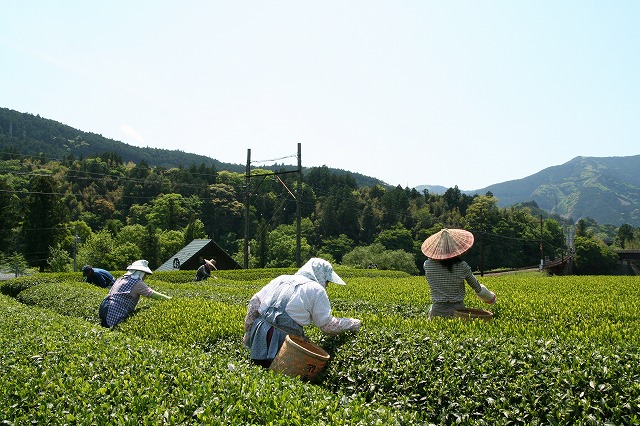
[251,154,298,164]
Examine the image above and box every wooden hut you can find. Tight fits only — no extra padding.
[155,239,242,272]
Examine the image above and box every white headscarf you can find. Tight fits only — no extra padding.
[295,258,346,287]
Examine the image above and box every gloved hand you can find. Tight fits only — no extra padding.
[477,284,496,304]
[320,317,362,335]
[346,318,362,331]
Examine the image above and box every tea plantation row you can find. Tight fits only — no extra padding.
[1,269,639,425]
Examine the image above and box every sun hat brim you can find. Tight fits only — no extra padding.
[128,260,153,275]
[421,228,474,260]
[330,270,346,285]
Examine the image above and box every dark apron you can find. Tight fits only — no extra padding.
[429,301,465,319]
[98,297,111,327]
[247,281,305,361]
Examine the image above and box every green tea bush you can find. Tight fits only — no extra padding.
[315,275,640,424]
[116,298,246,351]
[16,280,105,322]
[157,278,259,305]
[0,274,64,297]
[2,271,640,424]
[0,294,419,424]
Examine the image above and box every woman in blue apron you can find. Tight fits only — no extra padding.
[243,258,361,368]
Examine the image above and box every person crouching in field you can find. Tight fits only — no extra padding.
[82,265,115,288]
[243,258,362,368]
[194,259,217,281]
[98,260,172,328]
[422,228,497,319]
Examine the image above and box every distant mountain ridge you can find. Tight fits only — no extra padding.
[0,107,385,188]
[418,155,640,227]
[2,107,639,226]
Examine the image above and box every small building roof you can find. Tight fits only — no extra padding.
[155,239,242,272]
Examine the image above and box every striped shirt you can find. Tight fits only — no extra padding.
[424,258,482,303]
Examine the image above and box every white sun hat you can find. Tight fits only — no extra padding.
[127,259,153,275]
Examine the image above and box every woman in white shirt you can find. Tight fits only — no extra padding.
[243,258,361,368]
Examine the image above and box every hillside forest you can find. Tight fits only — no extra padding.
[2,148,638,277]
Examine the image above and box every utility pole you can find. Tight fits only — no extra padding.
[244,149,251,269]
[296,143,302,267]
[242,144,303,269]
[479,207,484,277]
[539,215,544,270]
[73,226,79,272]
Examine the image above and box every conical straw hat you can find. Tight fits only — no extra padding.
[421,228,474,260]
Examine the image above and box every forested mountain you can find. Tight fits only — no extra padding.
[469,156,640,227]
[0,107,385,188]
[0,107,636,276]
[4,107,638,227]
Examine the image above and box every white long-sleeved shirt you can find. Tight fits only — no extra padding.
[244,274,360,335]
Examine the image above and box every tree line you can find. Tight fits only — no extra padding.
[1,150,636,276]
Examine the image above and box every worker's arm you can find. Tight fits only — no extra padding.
[476,284,496,304]
[149,291,172,301]
[311,289,362,335]
[243,295,261,333]
[319,317,361,335]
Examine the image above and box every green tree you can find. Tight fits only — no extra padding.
[264,224,312,268]
[380,186,410,228]
[573,236,619,275]
[22,174,68,271]
[543,219,567,259]
[0,251,30,277]
[317,194,340,238]
[48,246,73,272]
[443,186,475,216]
[115,224,147,253]
[120,161,167,211]
[184,218,206,244]
[0,176,20,253]
[576,218,593,238]
[158,229,185,262]
[147,193,192,231]
[342,243,418,274]
[374,223,413,253]
[317,186,360,240]
[322,234,354,264]
[614,224,635,248]
[141,225,161,269]
[206,183,244,240]
[108,242,142,270]
[127,203,151,226]
[358,204,377,245]
[78,229,115,269]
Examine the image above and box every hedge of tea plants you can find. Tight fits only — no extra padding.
[1,270,640,424]
[0,293,416,424]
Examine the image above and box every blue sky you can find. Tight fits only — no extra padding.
[2,1,639,190]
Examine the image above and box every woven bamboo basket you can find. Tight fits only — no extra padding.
[453,307,494,322]
[269,335,330,382]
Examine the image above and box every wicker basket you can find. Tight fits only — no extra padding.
[453,307,494,322]
[269,335,330,382]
